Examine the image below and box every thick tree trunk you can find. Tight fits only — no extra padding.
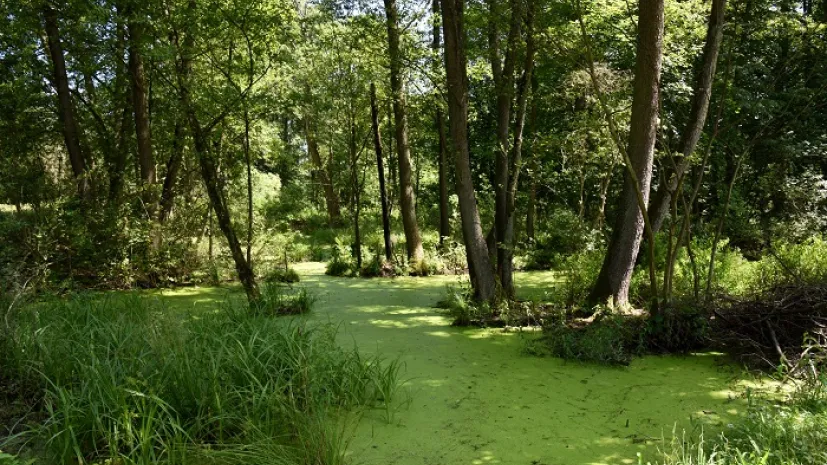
[371,83,393,262]
[441,0,497,301]
[127,13,157,216]
[648,0,727,234]
[305,118,341,224]
[589,0,665,307]
[433,0,451,247]
[384,0,424,263]
[43,5,88,199]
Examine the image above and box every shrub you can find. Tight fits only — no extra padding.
[252,283,315,315]
[1,293,400,465]
[530,311,644,365]
[437,285,490,326]
[325,239,357,277]
[265,266,301,284]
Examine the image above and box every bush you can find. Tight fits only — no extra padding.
[437,285,492,326]
[264,266,301,284]
[523,210,597,270]
[1,293,400,465]
[252,283,315,315]
[325,239,357,277]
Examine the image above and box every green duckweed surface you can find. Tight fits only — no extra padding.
[157,263,762,465]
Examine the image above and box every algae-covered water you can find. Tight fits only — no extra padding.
[160,263,759,465]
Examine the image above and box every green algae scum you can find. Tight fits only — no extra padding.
[158,263,759,465]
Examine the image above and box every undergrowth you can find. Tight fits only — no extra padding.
[0,293,400,465]
[649,376,827,465]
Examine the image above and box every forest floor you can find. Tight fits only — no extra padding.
[153,263,767,465]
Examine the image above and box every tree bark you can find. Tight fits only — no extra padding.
[304,118,341,224]
[589,0,665,307]
[174,2,259,303]
[371,83,393,262]
[43,4,88,199]
[648,0,727,234]
[433,0,451,247]
[487,0,522,287]
[500,0,536,296]
[441,0,497,301]
[384,0,424,263]
[127,9,157,216]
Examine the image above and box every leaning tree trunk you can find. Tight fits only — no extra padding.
[371,83,393,262]
[433,0,451,247]
[43,5,88,199]
[441,0,497,301]
[589,0,665,308]
[384,0,424,264]
[648,0,727,234]
[174,4,259,304]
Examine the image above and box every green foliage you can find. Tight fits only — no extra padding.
[251,283,316,316]
[651,378,827,465]
[264,265,301,284]
[1,293,400,465]
[437,285,491,327]
[523,210,597,270]
[530,311,643,365]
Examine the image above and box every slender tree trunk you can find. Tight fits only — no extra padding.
[174,5,259,303]
[500,1,536,295]
[158,117,184,223]
[109,15,130,204]
[384,0,424,263]
[43,5,88,199]
[371,83,393,262]
[348,103,362,270]
[441,0,496,301]
[648,0,727,234]
[488,0,522,286]
[127,11,157,216]
[304,118,341,224]
[244,105,253,266]
[589,0,665,308]
[433,0,451,247]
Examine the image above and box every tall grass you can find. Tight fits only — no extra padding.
[650,378,827,465]
[1,293,400,465]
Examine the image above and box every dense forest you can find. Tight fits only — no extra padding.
[1,0,826,464]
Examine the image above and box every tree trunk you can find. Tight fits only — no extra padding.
[43,5,88,199]
[433,0,451,247]
[487,0,522,287]
[500,0,536,295]
[127,11,157,217]
[174,4,259,303]
[589,0,665,308]
[384,0,424,263]
[108,14,130,204]
[648,0,727,234]
[304,118,341,224]
[158,117,184,223]
[244,105,253,266]
[441,0,497,301]
[371,83,393,262]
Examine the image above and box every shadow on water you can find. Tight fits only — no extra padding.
[151,262,759,465]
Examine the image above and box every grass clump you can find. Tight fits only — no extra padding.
[251,282,316,315]
[650,377,827,465]
[0,293,400,465]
